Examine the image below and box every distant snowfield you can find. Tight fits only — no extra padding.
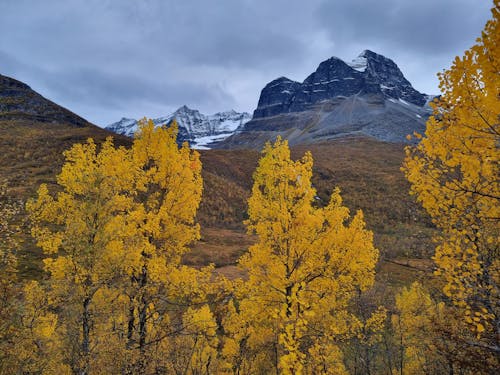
[193,133,235,150]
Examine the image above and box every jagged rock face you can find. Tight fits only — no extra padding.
[362,50,426,106]
[106,106,251,149]
[289,57,368,113]
[0,74,90,127]
[253,77,301,118]
[218,50,435,149]
[252,50,427,120]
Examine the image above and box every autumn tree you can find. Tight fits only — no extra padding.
[121,119,214,374]
[27,138,140,374]
[16,280,71,374]
[165,305,220,374]
[222,138,380,374]
[27,119,216,374]
[391,281,500,375]
[391,282,448,375]
[403,0,499,361]
[0,184,71,374]
[342,289,388,375]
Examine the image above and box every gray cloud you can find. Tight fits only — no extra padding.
[313,0,492,94]
[316,0,490,55]
[0,0,493,125]
[0,49,235,123]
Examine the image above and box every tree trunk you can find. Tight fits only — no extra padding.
[127,300,135,349]
[137,265,148,375]
[80,296,91,375]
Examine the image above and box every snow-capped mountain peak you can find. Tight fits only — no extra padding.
[106,117,137,136]
[105,106,252,149]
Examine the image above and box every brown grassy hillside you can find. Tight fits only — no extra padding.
[193,137,435,285]
[0,117,435,287]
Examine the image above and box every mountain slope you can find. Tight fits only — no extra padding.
[0,73,133,276]
[106,106,251,149]
[193,138,435,279]
[0,74,91,127]
[0,74,130,191]
[220,50,434,148]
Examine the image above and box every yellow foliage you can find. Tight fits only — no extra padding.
[306,340,348,375]
[26,119,210,373]
[392,282,461,375]
[403,0,499,351]
[223,137,379,373]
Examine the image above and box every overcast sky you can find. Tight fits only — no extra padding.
[0,0,493,126]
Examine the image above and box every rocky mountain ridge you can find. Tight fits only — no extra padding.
[219,50,435,148]
[106,106,251,149]
[253,50,427,119]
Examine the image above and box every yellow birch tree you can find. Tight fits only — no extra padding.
[403,0,499,358]
[27,138,139,374]
[27,119,216,374]
[222,138,380,374]
[121,119,215,374]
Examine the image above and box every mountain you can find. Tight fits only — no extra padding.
[106,106,251,149]
[0,73,434,289]
[0,74,91,127]
[219,50,435,148]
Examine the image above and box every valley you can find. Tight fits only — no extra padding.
[0,53,436,285]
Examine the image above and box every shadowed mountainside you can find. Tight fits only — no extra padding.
[0,74,91,127]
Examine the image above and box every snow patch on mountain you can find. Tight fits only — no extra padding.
[106,106,251,149]
[348,54,368,72]
[194,133,234,150]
